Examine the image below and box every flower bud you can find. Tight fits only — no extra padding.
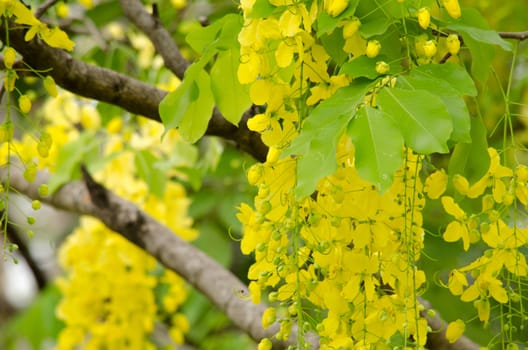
[417,8,430,29]
[375,61,390,74]
[443,0,461,19]
[446,34,461,55]
[366,40,381,58]
[19,94,32,113]
[4,47,16,69]
[324,0,349,17]
[423,40,437,58]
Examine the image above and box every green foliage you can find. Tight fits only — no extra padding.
[0,286,63,350]
[47,131,103,193]
[210,50,251,124]
[377,87,452,154]
[348,106,403,192]
[284,80,373,198]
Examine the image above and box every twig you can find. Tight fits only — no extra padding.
[4,217,48,290]
[498,31,528,41]
[119,0,189,79]
[35,0,61,18]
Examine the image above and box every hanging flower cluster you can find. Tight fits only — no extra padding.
[235,0,480,348]
[426,148,528,341]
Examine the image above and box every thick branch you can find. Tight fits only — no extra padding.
[0,165,291,349]
[2,23,267,162]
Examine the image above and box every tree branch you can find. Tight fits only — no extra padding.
[0,165,292,349]
[420,298,480,350]
[498,31,528,40]
[1,22,268,162]
[119,0,189,79]
[3,216,48,290]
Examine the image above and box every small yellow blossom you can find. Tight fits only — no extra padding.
[446,319,465,343]
[446,34,461,55]
[4,47,16,69]
[375,61,390,74]
[258,338,273,350]
[342,17,361,39]
[324,0,349,17]
[262,307,276,329]
[366,40,381,58]
[443,0,461,19]
[424,169,447,199]
[417,7,430,29]
[18,94,32,113]
[43,76,58,97]
[423,40,437,58]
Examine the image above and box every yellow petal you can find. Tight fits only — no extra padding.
[424,169,448,199]
[441,196,466,220]
[446,319,465,343]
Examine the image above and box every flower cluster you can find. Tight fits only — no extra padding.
[0,89,196,348]
[241,141,430,348]
[236,0,470,348]
[426,148,528,339]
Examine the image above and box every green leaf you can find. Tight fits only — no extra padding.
[359,16,394,37]
[396,65,473,143]
[284,80,373,198]
[135,150,166,198]
[316,0,360,36]
[413,63,477,96]
[320,30,347,66]
[47,131,101,193]
[247,0,276,19]
[377,87,452,154]
[448,116,490,184]
[210,49,251,125]
[159,69,215,143]
[186,14,242,54]
[86,0,123,27]
[340,55,398,79]
[348,106,404,192]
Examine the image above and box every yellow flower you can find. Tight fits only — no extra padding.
[448,270,468,295]
[446,34,461,55]
[443,0,461,19]
[18,94,32,113]
[342,17,361,39]
[423,40,437,58]
[424,169,447,199]
[261,307,276,329]
[443,221,470,250]
[366,40,381,58]
[3,47,16,69]
[446,319,465,343]
[441,196,466,220]
[375,61,390,74]
[43,75,58,97]
[324,0,348,17]
[258,338,273,350]
[417,7,430,29]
